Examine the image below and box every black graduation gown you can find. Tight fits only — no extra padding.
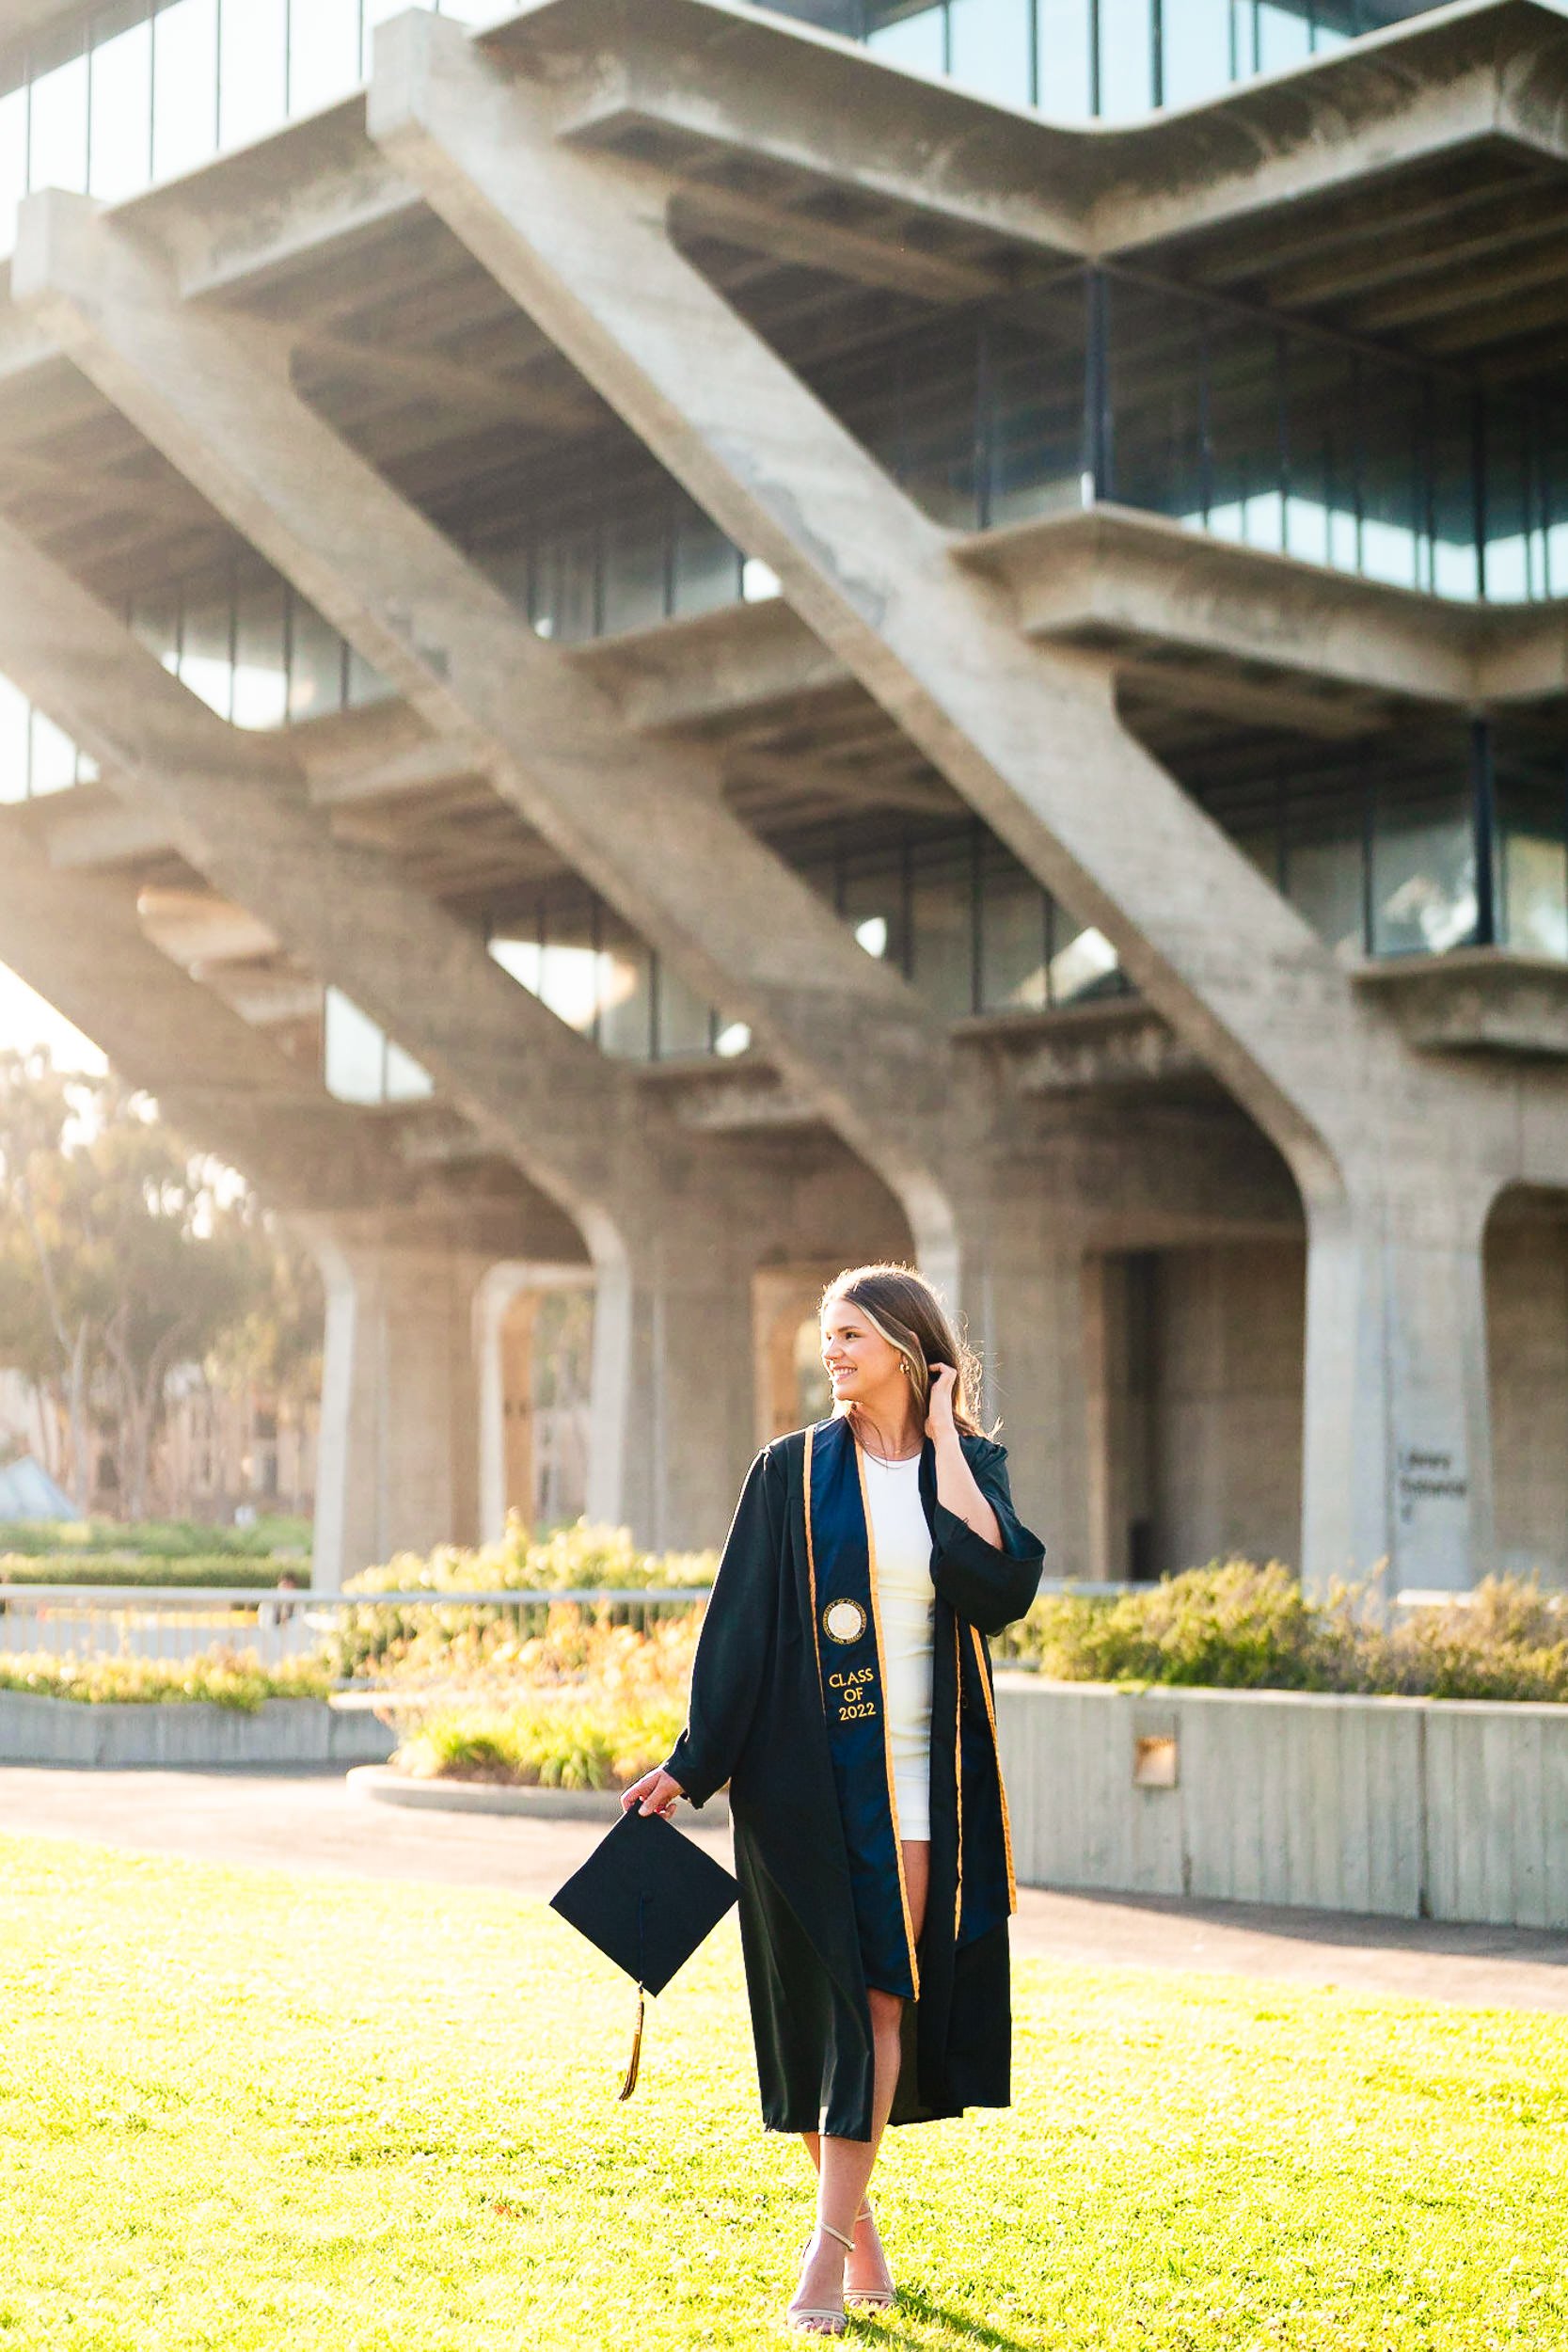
[664,1424,1044,2141]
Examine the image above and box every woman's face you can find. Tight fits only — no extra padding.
[820,1295,904,1412]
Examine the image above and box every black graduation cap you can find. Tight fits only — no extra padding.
[550,1806,739,2098]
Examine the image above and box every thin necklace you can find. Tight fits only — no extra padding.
[855,1417,922,1467]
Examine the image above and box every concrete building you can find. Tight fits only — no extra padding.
[0,0,1565,1590]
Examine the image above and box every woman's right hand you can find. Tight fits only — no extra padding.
[622,1766,685,1819]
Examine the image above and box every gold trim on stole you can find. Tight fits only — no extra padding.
[852,1435,922,1998]
[802,1424,824,1708]
[952,1613,964,1940]
[970,1622,1018,1915]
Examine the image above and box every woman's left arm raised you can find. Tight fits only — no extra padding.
[927,1367,1045,1637]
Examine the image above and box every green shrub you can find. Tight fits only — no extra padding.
[395,1697,686,1790]
[335,1517,714,1679]
[0,1646,331,1708]
[1000,1562,1568,1703]
[0,1516,309,1560]
[0,1555,306,1590]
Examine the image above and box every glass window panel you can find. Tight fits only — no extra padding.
[1281,341,1355,570]
[1286,815,1367,957]
[0,675,31,802]
[28,46,89,193]
[1500,828,1568,959]
[1049,907,1121,1002]
[529,526,598,644]
[345,644,390,708]
[287,0,360,116]
[654,959,713,1057]
[1371,783,1476,957]
[287,599,345,721]
[979,859,1048,1010]
[179,593,233,717]
[671,499,741,617]
[129,591,181,674]
[986,284,1086,524]
[1108,278,1206,524]
[1430,381,1480,600]
[152,0,218,182]
[384,1040,435,1101]
[910,845,975,1016]
[600,494,670,635]
[324,990,388,1104]
[232,576,288,729]
[842,859,908,973]
[948,0,1032,104]
[1097,0,1154,118]
[489,934,544,997]
[888,327,980,528]
[1256,0,1312,73]
[89,8,154,201]
[29,707,80,796]
[1203,314,1284,553]
[1358,360,1424,591]
[1163,0,1232,106]
[1496,738,1568,960]
[1036,0,1093,115]
[540,942,601,1034]
[0,85,24,262]
[217,0,287,149]
[598,929,654,1059]
[866,4,948,74]
[1483,394,1542,606]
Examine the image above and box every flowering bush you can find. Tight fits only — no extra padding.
[334,1517,713,1679]
[383,1613,700,1789]
[0,1645,332,1709]
[999,1561,1568,1703]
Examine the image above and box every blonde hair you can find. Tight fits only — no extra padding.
[820,1262,992,1438]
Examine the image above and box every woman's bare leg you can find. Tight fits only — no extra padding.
[790,1844,929,2321]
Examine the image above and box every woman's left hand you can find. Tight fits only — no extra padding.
[926,1362,959,1439]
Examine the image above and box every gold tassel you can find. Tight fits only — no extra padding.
[617,1987,645,2102]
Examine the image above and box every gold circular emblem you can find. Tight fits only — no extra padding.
[822,1597,867,1646]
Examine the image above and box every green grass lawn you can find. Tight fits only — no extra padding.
[2,1835,1566,2352]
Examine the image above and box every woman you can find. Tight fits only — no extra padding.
[623,1263,1044,2335]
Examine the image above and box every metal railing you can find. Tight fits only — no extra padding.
[0,1585,712,1672]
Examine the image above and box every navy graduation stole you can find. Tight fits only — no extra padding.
[804,1415,921,2001]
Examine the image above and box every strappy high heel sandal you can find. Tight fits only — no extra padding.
[785,2218,854,2336]
[842,2201,897,2312]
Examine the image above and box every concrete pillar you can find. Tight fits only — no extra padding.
[1302,1177,1498,1596]
[955,1178,1095,1581]
[309,1218,490,1589]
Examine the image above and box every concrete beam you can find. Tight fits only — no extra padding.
[0,810,409,1215]
[671,180,1012,306]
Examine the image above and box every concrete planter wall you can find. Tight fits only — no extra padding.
[0,1691,395,1770]
[995,1673,1568,1931]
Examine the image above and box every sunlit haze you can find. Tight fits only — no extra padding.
[0,963,106,1073]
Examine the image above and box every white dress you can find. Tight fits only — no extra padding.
[862,1451,935,1842]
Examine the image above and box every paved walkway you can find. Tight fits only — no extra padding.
[4,1766,1568,2012]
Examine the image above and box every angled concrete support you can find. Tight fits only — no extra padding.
[9,187,961,1265]
[0,521,753,1546]
[361,13,1522,1591]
